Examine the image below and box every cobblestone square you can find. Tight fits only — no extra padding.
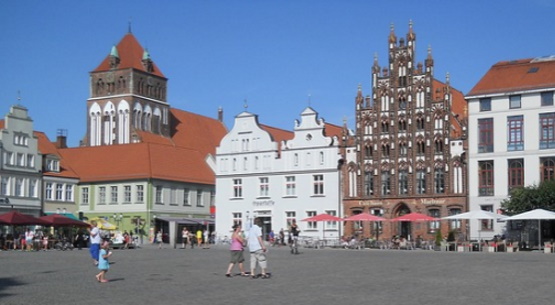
[0,244,553,305]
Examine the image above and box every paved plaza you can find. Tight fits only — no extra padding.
[0,243,553,305]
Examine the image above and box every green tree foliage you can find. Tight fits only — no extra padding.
[501,180,555,214]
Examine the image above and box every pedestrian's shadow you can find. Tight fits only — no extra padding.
[107,278,124,282]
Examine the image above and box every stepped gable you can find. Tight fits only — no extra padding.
[467,57,555,96]
[92,33,165,78]
[58,142,215,185]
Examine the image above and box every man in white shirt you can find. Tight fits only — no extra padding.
[247,217,269,278]
[88,220,101,265]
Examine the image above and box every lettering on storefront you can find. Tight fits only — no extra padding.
[420,199,445,205]
[253,200,275,207]
[358,201,387,206]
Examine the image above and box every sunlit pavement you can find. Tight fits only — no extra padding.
[0,244,553,305]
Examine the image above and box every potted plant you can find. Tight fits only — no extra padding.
[434,229,443,251]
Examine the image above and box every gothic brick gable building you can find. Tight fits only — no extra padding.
[342,23,468,242]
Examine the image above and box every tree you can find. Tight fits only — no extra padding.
[501,180,555,214]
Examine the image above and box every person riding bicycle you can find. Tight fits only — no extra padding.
[289,220,300,254]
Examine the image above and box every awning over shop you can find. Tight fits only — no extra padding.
[44,212,80,221]
[156,217,214,225]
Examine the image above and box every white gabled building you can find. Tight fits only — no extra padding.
[210,107,343,241]
[466,56,555,242]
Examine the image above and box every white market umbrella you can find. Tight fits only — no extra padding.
[442,210,508,250]
[442,210,508,221]
[505,209,555,250]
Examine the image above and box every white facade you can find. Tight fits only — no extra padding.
[467,87,555,240]
[0,105,42,216]
[211,107,341,241]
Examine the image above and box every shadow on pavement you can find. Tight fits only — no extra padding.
[0,277,25,300]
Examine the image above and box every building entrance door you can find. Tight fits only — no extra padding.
[400,222,411,239]
[259,216,272,241]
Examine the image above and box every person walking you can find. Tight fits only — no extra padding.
[95,240,112,283]
[290,219,300,254]
[203,229,210,249]
[88,220,101,265]
[225,224,247,277]
[156,230,163,249]
[24,228,35,251]
[181,228,189,249]
[279,228,285,247]
[247,217,270,279]
[196,229,202,248]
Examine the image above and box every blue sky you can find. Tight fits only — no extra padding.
[2,0,555,147]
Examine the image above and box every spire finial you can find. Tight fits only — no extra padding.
[128,17,132,33]
[243,99,248,110]
[308,93,312,107]
[390,22,395,32]
[446,72,450,84]
[409,19,413,29]
[17,90,22,104]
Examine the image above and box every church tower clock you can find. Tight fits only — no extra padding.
[85,30,170,146]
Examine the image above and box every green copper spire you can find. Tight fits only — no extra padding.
[142,48,150,61]
[110,45,119,58]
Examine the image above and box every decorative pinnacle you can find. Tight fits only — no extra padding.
[243,99,248,110]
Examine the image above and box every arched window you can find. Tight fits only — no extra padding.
[435,139,443,153]
[382,144,390,157]
[381,121,389,133]
[417,141,425,155]
[434,169,445,194]
[365,144,373,158]
[541,157,555,182]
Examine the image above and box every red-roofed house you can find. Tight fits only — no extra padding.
[53,31,227,245]
[465,56,555,243]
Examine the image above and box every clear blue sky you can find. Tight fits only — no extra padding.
[2,0,555,147]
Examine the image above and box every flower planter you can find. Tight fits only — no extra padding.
[544,247,552,254]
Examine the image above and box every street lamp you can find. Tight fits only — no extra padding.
[112,213,123,230]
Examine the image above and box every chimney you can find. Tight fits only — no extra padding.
[218,107,223,122]
[56,129,68,149]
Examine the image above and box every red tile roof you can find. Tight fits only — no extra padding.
[168,108,228,156]
[323,122,343,139]
[0,119,79,179]
[260,124,294,144]
[58,143,215,184]
[93,33,165,78]
[35,131,79,179]
[58,108,227,184]
[467,57,555,96]
[432,79,467,138]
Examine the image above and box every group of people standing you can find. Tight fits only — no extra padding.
[225,217,270,279]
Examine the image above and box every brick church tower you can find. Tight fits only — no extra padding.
[84,30,170,146]
[342,22,468,242]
